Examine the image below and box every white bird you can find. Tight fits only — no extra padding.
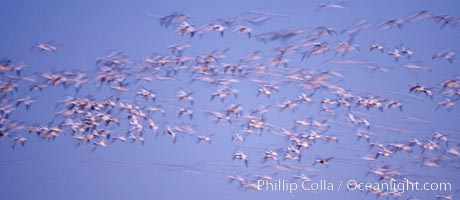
[233,152,249,167]
[10,136,27,149]
[32,42,58,52]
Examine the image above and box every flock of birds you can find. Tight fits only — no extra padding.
[1,3,460,200]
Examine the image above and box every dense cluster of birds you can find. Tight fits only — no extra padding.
[1,4,460,200]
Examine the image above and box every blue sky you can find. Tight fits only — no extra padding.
[1,0,460,200]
